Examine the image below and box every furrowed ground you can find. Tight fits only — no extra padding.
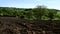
[0,17,60,34]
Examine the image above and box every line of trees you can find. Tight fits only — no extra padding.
[0,5,60,20]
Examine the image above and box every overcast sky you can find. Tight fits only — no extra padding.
[0,0,60,9]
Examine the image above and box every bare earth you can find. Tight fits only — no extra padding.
[0,17,60,34]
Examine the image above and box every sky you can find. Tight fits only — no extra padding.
[0,0,60,10]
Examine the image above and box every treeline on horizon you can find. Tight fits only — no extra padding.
[0,5,60,20]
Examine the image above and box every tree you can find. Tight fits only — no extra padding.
[32,5,48,20]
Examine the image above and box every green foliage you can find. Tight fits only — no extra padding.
[32,5,48,20]
[0,6,59,20]
[47,9,57,20]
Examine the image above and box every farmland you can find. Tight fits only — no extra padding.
[0,17,60,34]
[0,6,60,34]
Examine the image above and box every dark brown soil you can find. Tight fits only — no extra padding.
[0,17,60,34]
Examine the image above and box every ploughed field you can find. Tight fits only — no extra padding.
[0,17,60,34]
